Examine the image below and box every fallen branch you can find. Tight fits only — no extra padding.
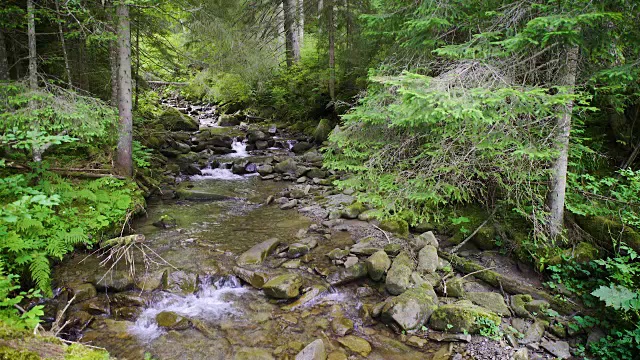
[4,163,125,179]
[450,208,497,254]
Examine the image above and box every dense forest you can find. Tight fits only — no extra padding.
[1,0,640,359]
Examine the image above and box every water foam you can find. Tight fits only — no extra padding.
[228,140,248,157]
[129,283,247,342]
[189,167,244,180]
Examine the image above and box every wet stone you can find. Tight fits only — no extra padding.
[337,335,372,357]
[417,245,438,274]
[237,238,281,266]
[156,311,190,330]
[69,283,97,303]
[288,243,311,258]
[365,250,391,281]
[381,284,438,331]
[295,339,326,360]
[327,248,349,260]
[280,199,298,210]
[327,262,368,286]
[383,243,402,256]
[331,317,354,336]
[540,339,571,359]
[406,335,428,348]
[263,273,303,299]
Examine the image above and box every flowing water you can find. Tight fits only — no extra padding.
[51,124,432,360]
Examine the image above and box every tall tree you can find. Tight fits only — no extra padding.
[546,45,579,238]
[326,0,335,100]
[54,0,72,88]
[27,0,37,89]
[283,0,300,65]
[115,0,133,176]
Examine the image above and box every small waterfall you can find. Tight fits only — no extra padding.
[229,139,248,157]
[129,280,246,342]
[189,165,244,180]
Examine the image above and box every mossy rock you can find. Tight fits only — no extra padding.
[159,107,199,131]
[156,311,191,330]
[342,202,367,219]
[447,205,491,244]
[576,215,640,253]
[548,241,599,266]
[428,300,501,334]
[379,218,409,237]
[313,118,332,144]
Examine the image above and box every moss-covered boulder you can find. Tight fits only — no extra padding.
[159,107,199,131]
[379,218,409,237]
[342,202,367,219]
[429,300,501,334]
[380,284,438,331]
[327,262,368,286]
[156,311,191,330]
[313,119,332,144]
[549,241,599,265]
[237,238,281,266]
[336,336,371,357]
[576,215,640,253]
[274,158,298,174]
[385,252,415,295]
[465,292,511,316]
[233,266,276,289]
[263,273,303,299]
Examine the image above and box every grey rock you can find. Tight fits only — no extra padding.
[257,164,274,175]
[465,292,511,316]
[540,339,571,359]
[365,250,391,281]
[327,248,350,260]
[520,320,546,345]
[417,245,439,274]
[327,262,368,286]
[295,339,326,360]
[380,284,438,331]
[237,238,281,266]
[280,199,298,210]
[386,252,415,295]
[263,273,303,299]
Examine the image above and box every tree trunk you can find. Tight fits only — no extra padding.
[297,0,304,45]
[115,1,133,177]
[546,45,579,238]
[0,30,9,80]
[54,0,72,88]
[277,2,285,62]
[283,0,300,66]
[27,0,37,89]
[106,8,119,106]
[327,0,335,101]
[134,16,140,110]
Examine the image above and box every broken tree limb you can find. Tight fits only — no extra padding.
[99,234,145,248]
[438,250,577,314]
[450,208,497,254]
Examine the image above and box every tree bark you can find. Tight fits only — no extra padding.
[106,8,119,106]
[546,45,579,238]
[27,0,37,89]
[134,15,140,110]
[283,0,300,66]
[115,1,133,177]
[54,0,72,88]
[297,0,304,45]
[327,0,335,101]
[0,30,9,80]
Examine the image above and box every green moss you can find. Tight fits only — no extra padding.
[313,119,332,143]
[342,202,367,219]
[64,344,110,360]
[548,241,599,266]
[576,215,640,252]
[379,218,409,237]
[0,346,40,360]
[428,300,501,334]
[511,294,533,318]
[158,107,199,131]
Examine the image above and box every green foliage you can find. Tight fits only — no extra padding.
[325,72,576,225]
[0,82,117,161]
[476,316,503,341]
[0,171,142,296]
[183,70,252,105]
[0,273,43,331]
[133,141,153,168]
[548,244,640,359]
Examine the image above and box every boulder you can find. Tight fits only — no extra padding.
[274,158,298,174]
[417,245,438,274]
[237,238,281,266]
[160,107,199,131]
[282,285,327,311]
[379,219,409,237]
[263,273,303,299]
[520,319,547,345]
[331,317,354,336]
[327,248,350,260]
[295,339,326,360]
[288,243,311,258]
[326,262,368,286]
[257,164,274,175]
[303,151,324,164]
[350,237,382,256]
[218,114,241,127]
[540,339,571,359]
[247,130,267,143]
[465,292,511,316]
[156,311,190,330]
[280,199,298,210]
[69,283,97,303]
[292,142,313,154]
[313,119,332,144]
[336,336,371,357]
[306,168,326,179]
[415,231,438,250]
[341,202,366,219]
[380,284,438,331]
[255,140,269,150]
[429,300,501,334]
[233,266,275,289]
[365,250,391,281]
[385,252,415,295]
[383,243,402,256]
